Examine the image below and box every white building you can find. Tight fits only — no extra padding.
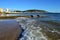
[6,8,10,13]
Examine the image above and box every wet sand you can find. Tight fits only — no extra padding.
[0,19,21,40]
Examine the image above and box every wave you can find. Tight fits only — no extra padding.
[16,17,48,40]
[16,17,60,40]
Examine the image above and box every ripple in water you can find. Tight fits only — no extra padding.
[16,17,48,40]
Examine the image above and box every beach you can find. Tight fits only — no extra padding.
[0,19,21,40]
[0,13,60,40]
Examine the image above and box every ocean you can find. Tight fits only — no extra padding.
[15,13,60,40]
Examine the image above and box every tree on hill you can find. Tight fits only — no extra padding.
[14,10,21,12]
[23,9,47,12]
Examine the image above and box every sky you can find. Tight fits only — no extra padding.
[0,0,60,12]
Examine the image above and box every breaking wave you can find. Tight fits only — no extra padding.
[16,17,48,40]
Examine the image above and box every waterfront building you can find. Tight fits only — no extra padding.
[0,8,3,13]
[6,8,10,13]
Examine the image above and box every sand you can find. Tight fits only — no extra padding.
[0,19,21,40]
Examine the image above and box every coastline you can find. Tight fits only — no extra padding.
[0,13,60,40]
[0,19,21,40]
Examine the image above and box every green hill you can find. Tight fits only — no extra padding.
[23,9,47,12]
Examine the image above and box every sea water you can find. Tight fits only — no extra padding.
[16,17,48,40]
[16,13,60,40]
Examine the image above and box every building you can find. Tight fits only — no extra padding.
[6,8,9,13]
[0,8,3,13]
[0,8,17,13]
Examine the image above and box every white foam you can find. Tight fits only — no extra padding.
[16,17,48,40]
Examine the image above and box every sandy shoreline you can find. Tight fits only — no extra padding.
[0,19,21,40]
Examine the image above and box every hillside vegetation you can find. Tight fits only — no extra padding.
[14,9,47,13]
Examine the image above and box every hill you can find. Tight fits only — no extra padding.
[23,9,47,13]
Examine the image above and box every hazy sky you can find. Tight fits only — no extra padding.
[0,0,60,12]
